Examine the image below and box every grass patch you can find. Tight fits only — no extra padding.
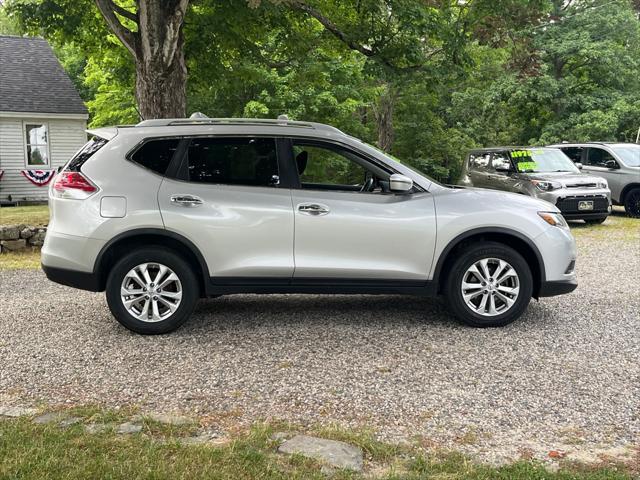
[0,410,635,480]
[0,248,41,270]
[569,210,639,242]
[0,204,50,226]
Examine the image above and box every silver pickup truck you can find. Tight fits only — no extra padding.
[459,147,611,223]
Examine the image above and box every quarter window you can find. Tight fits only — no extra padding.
[131,138,180,175]
[184,137,279,187]
[24,123,49,166]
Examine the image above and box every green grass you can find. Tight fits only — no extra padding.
[0,204,50,226]
[0,409,636,480]
[0,248,41,269]
[569,209,639,242]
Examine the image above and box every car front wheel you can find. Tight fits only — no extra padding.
[445,242,533,327]
[624,188,640,218]
[105,248,199,334]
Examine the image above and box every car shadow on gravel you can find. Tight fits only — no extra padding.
[173,294,553,335]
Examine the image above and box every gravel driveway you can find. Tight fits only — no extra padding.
[1,216,638,463]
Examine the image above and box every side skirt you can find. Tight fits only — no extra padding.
[207,277,437,296]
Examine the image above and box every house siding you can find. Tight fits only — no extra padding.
[0,115,87,202]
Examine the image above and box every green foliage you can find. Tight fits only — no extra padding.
[3,0,639,181]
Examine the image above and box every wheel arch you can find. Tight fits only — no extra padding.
[94,228,210,295]
[620,183,640,205]
[433,227,545,298]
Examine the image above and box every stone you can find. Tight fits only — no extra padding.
[59,417,83,427]
[145,412,194,426]
[33,412,66,424]
[27,229,46,246]
[0,406,38,417]
[278,435,364,472]
[0,225,20,240]
[0,239,26,251]
[19,227,34,239]
[85,423,109,434]
[117,422,142,434]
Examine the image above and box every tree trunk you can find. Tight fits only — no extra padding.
[374,86,396,152]
[95,0,189,119]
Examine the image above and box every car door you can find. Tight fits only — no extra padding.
[288,139,436,281]
[583,147,625,202]
[467,152,492,188]
[486,151,518,192]
[158,136,294,280]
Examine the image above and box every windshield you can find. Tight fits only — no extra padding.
[510,148,580,173]
[610,145,640,167]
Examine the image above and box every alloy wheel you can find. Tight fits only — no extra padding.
[120,262,183,322]
[460,258,520,317]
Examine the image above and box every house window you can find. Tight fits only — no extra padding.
[24,123,49,166]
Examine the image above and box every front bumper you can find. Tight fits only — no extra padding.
[539,278,578,297]
[535,188,611,220]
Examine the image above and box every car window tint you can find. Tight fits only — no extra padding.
[491,152,512,171]
[131,138,180,175]
[585,148,616,167]
[469,153,491,171]
[293,144,369,189]
[562,147,583,163]
[185,137,279,186]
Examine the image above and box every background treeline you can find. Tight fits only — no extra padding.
[1,0,639,182]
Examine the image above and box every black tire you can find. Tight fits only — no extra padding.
[624,188,640,218]
[105,247,199,334]
[584,216,607,225]
[444,241,533,328]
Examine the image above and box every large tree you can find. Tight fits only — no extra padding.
[93,0,189,119]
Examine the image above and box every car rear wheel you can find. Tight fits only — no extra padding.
[106,248,199,334]
[444,242,533,327]
[584,216,607,225]
[624,188,640,218]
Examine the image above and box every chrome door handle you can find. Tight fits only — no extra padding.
[297,203,330,216]
[170,194,204,207]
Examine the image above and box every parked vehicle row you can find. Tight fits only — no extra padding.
[42,116,578,334]
[460,143,640,220]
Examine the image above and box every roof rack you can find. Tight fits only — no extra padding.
[135,117,317,129]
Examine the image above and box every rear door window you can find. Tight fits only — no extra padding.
[561,147,583,163]
[183,137,279,187]
[468,153,491,171]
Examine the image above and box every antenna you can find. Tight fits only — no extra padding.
[190,112,209,119]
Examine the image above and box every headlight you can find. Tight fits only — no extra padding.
[538,211,568,229]
[597,180,608,189]
[532,180,562,192]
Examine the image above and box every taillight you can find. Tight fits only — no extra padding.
[52,171,98,199]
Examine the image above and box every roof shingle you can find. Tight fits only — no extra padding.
[0,35,88,115]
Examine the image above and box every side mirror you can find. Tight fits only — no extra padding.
[575,162,583,170]
[389,173,413,193]
[604,159,619,169]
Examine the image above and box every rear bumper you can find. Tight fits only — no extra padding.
[538,279,577,297]
[41,264,102,292]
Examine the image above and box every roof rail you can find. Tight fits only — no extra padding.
[135,117,317,129]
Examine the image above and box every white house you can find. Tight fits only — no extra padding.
[0,35,89,204]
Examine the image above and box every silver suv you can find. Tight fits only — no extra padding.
[459,147,611,224]
[42,117,578,334]
[548,143,640,217]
